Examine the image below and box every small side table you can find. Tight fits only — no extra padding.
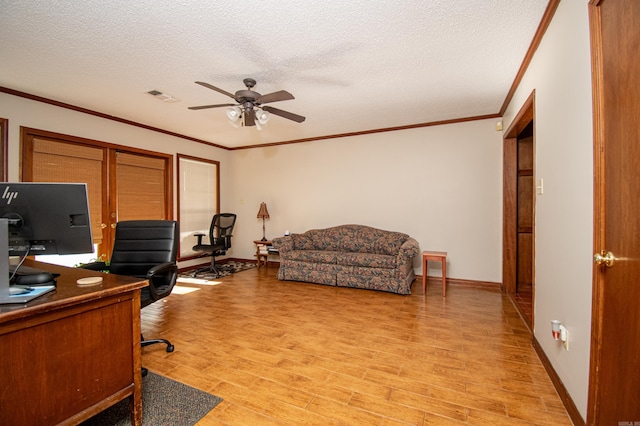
[422,251,447,297]
[254,240,272,269]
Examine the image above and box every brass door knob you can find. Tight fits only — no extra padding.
[594,251,615,267]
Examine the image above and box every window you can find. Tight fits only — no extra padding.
[177,154,219,260]
[116,152,167,220]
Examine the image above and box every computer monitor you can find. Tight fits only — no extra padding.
[0,182,94,256]
[0,182,94,304]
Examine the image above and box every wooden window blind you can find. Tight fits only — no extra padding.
[116,152,166,221]
[32,138,104,245]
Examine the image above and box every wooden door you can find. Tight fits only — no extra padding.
[588,0,640,423]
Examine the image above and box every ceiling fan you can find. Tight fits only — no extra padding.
[188,78,305,128]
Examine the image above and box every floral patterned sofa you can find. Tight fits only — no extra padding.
[272,224,420,294]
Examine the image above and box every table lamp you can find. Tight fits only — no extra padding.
[257,202,270,241]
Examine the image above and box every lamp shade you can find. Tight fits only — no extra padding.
[256,108,270,125]
[257,202,270,219]
[225,106,241,128]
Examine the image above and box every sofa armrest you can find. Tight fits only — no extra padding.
[272,236,293,252]
[399,237,420,259]
[397,237,420,271]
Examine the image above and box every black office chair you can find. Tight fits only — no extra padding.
[80,220,179,373]
[192,213,237,277]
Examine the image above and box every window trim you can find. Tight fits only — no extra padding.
[0,118,8,181]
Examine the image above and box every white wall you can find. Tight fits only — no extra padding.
[0,92,503,282]
[229,119,504,282]
[0,91,229,267]
[502,0,593,420]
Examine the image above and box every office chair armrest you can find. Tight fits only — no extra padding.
[194,232,206,245]
[78,261,110,272]
[147,262,178,300]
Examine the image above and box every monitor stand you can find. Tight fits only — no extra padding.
[0,219,55,305]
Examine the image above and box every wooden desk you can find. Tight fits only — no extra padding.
[0,259,147,426]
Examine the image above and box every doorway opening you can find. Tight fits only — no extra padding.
[503,91,535,331]
[514,121,534,326]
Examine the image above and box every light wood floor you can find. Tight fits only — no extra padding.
[140,265,572,425]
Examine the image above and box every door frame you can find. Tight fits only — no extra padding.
[20,127,173,258]
[0,118,7,182]
[502,90,536,326]
[587,2,606,418]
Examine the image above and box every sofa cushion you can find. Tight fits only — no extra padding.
[337,267,410,294]
[291,228,342,251]
[293,224,409,255]
[336,252,397,269]
[338,226,409,255]
[291,232,315,250]
[281,261,339,286]
[286,249,338,264]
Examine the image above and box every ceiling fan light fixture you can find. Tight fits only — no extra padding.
[226,106,241,122]
[226,106,242,128]
[255,108,270,125]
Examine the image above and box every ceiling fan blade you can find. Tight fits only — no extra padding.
[257,90,295,104]
[244,109,256,126]
[262,106,306,123]
[194,81,235,99]
[188,103,236,110]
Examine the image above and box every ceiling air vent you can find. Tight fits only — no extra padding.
[147,89,179,103]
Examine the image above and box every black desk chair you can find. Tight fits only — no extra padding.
[192,213,237,277]
[81,220,179,374]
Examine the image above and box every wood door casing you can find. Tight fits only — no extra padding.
[588,0,640,422]
[503,91,535,329]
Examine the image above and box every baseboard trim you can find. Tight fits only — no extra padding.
[507,292,533,332]
[420,275,502,291]
[532,336,585,426]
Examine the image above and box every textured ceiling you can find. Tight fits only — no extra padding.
[0,0,549,148]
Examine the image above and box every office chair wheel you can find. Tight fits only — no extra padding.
[142,367,148,377]
[166,344,174,353]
